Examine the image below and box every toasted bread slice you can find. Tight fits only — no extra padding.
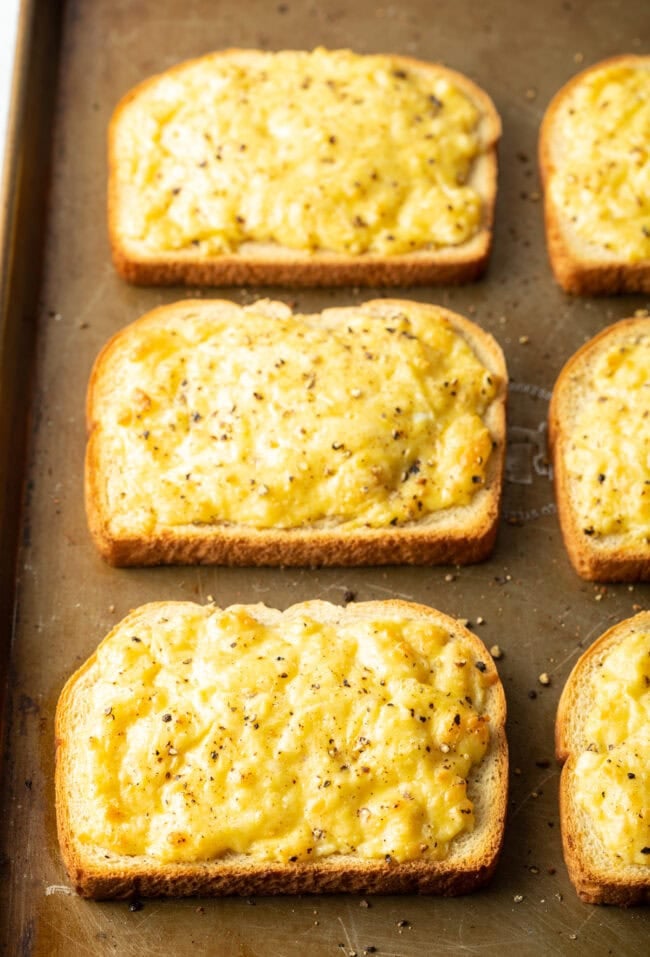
[85,298,507,567]
[55,599,508,899]
[548,317,650,581]
[539,55,650,294]
[556,612,650,905]
[108,48,501,287]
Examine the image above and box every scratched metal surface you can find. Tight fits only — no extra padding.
[1,0,650,954]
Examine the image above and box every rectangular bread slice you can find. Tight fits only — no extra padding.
[55,599,508,899]
[555,612,650,905]
[85,298,507,567]
[548,316,650,581]
[108,48,501,287]
[539,54,650,295]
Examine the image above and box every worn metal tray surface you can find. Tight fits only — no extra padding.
[1,0,649,953]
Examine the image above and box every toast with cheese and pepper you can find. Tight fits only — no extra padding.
[548,316,650,581]
[556,612,650,905]
[55,599,508,898]
[85,298,507,567]
[108,48,501,287]
[540,55,650,294]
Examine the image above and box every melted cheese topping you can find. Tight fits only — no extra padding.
[71,603,493,864]
[113,48,486,256]
[563,330,650,543]
[574,630,650,865]
[98,302,498,534]
[549,61,650,259]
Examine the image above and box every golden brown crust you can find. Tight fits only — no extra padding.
[85,298,507,567]
[548,317,650,582]
[55,599,508,899]
[539,54,650,295]
[555,612,650,905]
[84,511,501,569]
[109,244,493,289]
[108,50,501,287]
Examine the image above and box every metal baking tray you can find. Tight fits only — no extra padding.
[1,0,649,953]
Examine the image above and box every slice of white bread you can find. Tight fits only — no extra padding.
[108,48,501,287]
[548,316,650,581]
[539,55,650,295]
[55,598,508,899]
[556,612,650,905]
[85,298,507,567]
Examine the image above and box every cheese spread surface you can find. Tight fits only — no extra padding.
[114,48,486,256]
[573,629,650,865]
[99,302,499,534]
[550,61,650,260]
[72,603,494,863]
[563,329,650,543]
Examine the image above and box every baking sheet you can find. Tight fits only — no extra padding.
[1,0,650,953]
